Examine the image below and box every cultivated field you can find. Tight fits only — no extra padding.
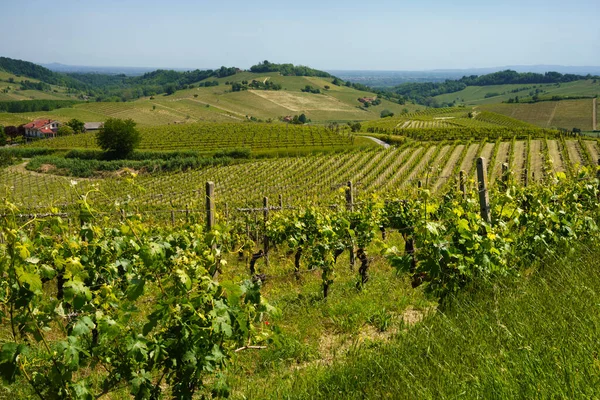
[482,99,595,130]
[4,139,597,212]
[434,79,600,105]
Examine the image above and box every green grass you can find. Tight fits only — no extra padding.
[435,80,600,106]
[482,99,595,130]
[231,240,600,399]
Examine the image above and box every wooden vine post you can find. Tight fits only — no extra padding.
[476,158,491,224]
[345,181,354,211]
[206,181,215,232]
[346,181,356,269]
[263,196,269,267]
[523,168,529,187]
[279,194,283,210]
[502,163,509,188]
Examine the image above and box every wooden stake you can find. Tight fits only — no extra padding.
[263,196,269,267]
[345,181,354,211]
[476,157,491,223]
[206,182,215,232]
[459,170,466,197]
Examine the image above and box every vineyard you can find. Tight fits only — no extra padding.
[361,107,559,140]
[24,122,361,153]
[2,148,600,397]
[2,138,599,213]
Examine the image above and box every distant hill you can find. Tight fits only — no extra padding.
[333,65,600,87]
[41,63,195,76]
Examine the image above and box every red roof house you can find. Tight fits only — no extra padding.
[22,119,60,138]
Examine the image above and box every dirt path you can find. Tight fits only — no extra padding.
[433,144,464,191]
[479,142,495,165]
[396,120,411,129]
[593,98,597,131]
[490,142,510,183]
[546,140,566,173]
[565,140,584,167]
[512,141,526,181]
[363,136,391,149]
[458,143,480,176]
[530,140,544,181]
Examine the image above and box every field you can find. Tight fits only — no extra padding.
[3,63,600,399]
[0,75,424,127]
[0,70,74,101]
[22,122,371,153]
[3,138,597,212]
[434,79,600,105]
[481,98,595,130]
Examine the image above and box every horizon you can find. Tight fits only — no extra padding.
[1,0,599,71]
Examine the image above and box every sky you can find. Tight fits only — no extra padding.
[1,0,599,71]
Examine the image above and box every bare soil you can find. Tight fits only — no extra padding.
[546,140,566,173]
[490,142,510,183]
[529,140,544,181]
[512,141,526,182]
[565,140,584,166]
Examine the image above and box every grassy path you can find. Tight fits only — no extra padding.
[584,140,599,163]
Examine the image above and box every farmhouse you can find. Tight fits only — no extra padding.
[22,118,60,138]
[84,122,104,132]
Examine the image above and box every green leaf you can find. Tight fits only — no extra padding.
[0,343,28,383]
[72,316,96,337]
[126,278,145,301]
[175,269,192,291]
[64,280,92,310]
[15,267,42,294]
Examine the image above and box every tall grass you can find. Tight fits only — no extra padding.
[236,242,600,399]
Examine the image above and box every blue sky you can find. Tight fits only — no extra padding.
[1,0,599,70]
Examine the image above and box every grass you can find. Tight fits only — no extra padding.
[435,80,600,106]
[0,72,424,126]
[482,99,594,130]
[231,239,600,399]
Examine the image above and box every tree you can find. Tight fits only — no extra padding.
[0,126,6,146]
[349,122,361,132]
[66,118,84,133]
[298,113,308,124]
[96,118,140,158]
[57,125,74,137]
[380,109,394,118]
[164,84,176,95]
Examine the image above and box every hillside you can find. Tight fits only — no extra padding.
[0,75,422,126]
[434,79,600,105]
[0,70,75,102]
[480,98,598,131]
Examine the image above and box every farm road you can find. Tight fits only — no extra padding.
[363,136,391,148]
